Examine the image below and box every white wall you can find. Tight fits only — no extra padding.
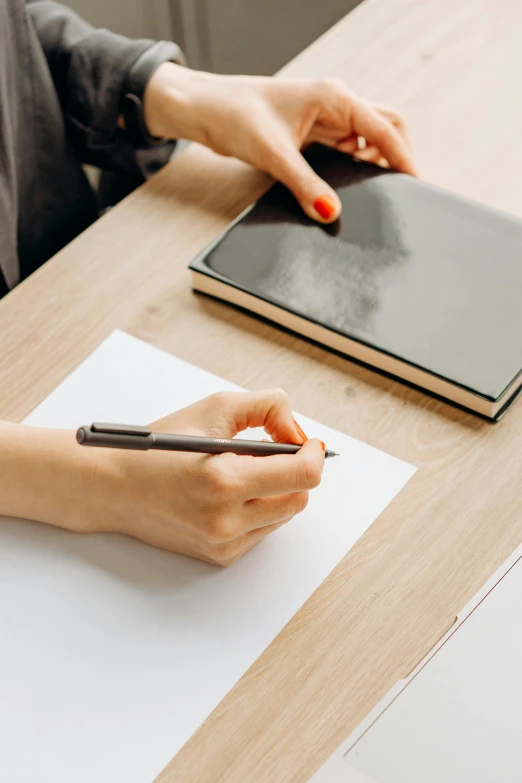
[62,0,359,75]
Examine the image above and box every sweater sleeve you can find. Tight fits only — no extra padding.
[26,1,184,172]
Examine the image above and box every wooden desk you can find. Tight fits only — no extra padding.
[1,0,521,780]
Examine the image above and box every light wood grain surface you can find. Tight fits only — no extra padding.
[1,0,522,780]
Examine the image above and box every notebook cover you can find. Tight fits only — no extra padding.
[190,146,522,402]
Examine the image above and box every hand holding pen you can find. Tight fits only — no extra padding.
[75,390,333,566]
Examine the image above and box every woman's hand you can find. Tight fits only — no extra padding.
[0,390,324,566]
[102,389,324,564]
[144,63,417,223]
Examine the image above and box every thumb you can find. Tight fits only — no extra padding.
[268,146,341,224]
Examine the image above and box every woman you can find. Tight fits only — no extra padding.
[0,1,417,564]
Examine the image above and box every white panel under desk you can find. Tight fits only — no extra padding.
[344,552,522,783]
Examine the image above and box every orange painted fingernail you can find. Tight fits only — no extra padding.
[293,419,308,442]
[320,441,326,451]
[313,195,337,220]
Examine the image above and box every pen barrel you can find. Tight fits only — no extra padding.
[76,428,153,450]
[77,428,336,457]
[152,434,302,457]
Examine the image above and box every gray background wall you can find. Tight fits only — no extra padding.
[63,0,360,75]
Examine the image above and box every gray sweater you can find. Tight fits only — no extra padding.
[0,0,181,290]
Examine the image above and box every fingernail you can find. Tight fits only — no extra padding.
[293,419,308,443]
[320,441,326,451]
[313,195,337,220]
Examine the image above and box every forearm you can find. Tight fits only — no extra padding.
[0,421,109,533]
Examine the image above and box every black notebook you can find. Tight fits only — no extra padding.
[190,146,522,419]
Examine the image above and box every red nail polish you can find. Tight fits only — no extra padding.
[293,419,308,443]
[313,195,337,220]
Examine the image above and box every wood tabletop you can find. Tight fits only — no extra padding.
[2,0,522,780]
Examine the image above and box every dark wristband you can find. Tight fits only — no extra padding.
[122,41,185,149]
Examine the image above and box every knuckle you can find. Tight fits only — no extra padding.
[204,513,240,543]
[388,107,407,127]
[207,391,233,410]
[269,387,289,405]
[264,387,291,417]
[205,461,238,498]
[208,540,242,567]
[320,77,347,95]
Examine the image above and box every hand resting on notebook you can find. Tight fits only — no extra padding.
[144,63,417,224]
[0,389,325,565]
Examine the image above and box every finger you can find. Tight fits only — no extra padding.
[312,126,357,149]
[267,145,341,223]
[334,134,359,154]
[211,519,290,566]
[371,102,413,153]
[179,388,307,445]
[354,144,383,164]
[238,438,325,500]
[244,490,309,530]
[350,98,418,176]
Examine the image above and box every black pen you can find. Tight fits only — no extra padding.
[76,423,339,458]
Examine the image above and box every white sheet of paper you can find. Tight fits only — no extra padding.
[0,330,415,782]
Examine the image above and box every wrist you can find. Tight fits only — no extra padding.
[143,62,215,143]
[0,422,117,534]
